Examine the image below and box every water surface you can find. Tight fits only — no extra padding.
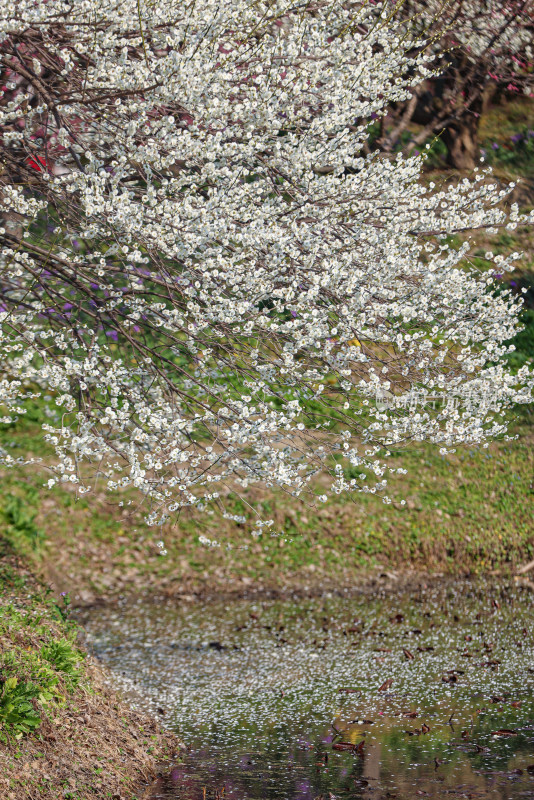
[79,580,534,799]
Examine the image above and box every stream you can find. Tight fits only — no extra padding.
[78,579,534,799]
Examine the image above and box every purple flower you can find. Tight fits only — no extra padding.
[511,133,523,144]
[491,142,499,150]
[106,330,118,341]
[63,302,74,311]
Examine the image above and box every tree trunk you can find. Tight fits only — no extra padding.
[442,115,480,171]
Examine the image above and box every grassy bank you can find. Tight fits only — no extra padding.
[1,406,533,603]
[0,547,180,799]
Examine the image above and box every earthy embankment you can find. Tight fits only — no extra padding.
[0,548,182,800]
[20,419,534,606]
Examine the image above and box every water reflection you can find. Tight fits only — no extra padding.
[78,581,534,799]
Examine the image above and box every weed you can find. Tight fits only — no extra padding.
[41,639,82,686]
[0,677,42,742]
[0,585,83,742]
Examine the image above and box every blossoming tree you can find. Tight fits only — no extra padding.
[374,0,534,169]
[0,0,532,528]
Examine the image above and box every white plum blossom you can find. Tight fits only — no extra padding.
[0,0,532,526]
[405,0,534,61]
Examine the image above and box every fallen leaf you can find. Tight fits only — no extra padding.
[332,741,364,756]
[378,678,393,692]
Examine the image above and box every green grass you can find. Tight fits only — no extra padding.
[0,350,532,597]
[2,417,532,598]
[0,559,82,742]
[478,97,534,175]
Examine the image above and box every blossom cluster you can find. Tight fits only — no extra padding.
[406,0,534,69]
[0,0,532,526]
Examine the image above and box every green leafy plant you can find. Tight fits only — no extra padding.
[41,639,82,686]
[0,677,43,742]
